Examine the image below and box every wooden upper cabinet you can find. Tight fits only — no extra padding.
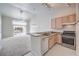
[55,17,63,29]
[51,14,76,29]
[62,14,76,24]
[68,14,76,23]
[62,16,68,23]
[56,33,62,44]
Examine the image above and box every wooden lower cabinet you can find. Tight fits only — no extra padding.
[55,33,62,44]
[48,35,55,48]
[48,33,62,49]
[48,33,57,49]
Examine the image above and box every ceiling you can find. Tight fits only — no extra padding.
[43,3,75,8]
[0,3,76,20]
[9,3,76,15]
[10,3,75,9]
[0,3,33,20]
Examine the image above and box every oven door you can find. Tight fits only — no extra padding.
[62,36,74,45]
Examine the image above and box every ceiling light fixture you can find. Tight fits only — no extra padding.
[42,3,73,8]
[65,3,72,7]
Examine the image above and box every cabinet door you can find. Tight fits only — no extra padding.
[56,33,62,44]
[62,16,69,24]
[54,33,62,44]
[51,19,55,29]
[68,14,76,23]
[48,36,55,48]
[54,33,57,43]
[55,17,63,29]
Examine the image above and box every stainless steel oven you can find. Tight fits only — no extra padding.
[62,31,76,50]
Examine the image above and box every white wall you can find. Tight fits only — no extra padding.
[26,20,30,34]
[0,14,1,40]
[76,4,79,55]
[76,22,79,55]
[30,12,53,33]
[30,6,76,33]
[53,6,76,18]
[2,15,13,39]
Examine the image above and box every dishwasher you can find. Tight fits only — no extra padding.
[41,37,48,55]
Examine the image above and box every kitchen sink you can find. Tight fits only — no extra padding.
[41,32,52,36]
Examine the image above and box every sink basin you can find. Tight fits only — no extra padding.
[31,31,54,37]
[41,32,51,36]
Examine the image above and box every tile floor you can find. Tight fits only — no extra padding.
[45,44,76,56]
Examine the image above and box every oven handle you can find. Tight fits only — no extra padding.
[62,35,75,39]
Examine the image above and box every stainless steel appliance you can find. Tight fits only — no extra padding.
[62,31,76,50]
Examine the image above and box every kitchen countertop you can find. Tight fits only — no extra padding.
[30,33,56,37]
[30,29,63,34]
[29,29,63,37]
